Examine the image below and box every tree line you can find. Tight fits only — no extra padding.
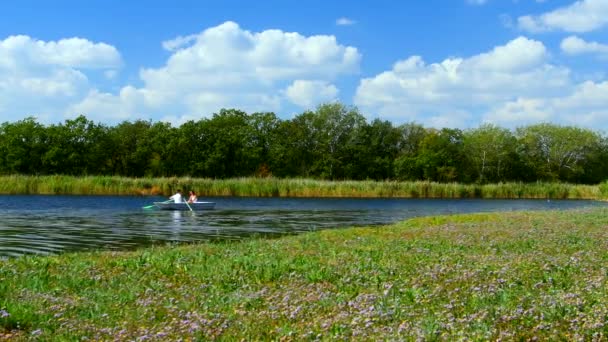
[1,103,607,184]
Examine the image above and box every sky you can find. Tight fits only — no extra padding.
[1,0,607,130]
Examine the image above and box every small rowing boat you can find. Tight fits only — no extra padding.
[153,201,216,211]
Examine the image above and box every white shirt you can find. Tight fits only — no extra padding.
[170,193,183,203]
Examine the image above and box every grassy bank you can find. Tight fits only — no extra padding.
[2,208,608,340]
[0,175,604,199]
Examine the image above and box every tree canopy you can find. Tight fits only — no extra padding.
[1,103,607,184]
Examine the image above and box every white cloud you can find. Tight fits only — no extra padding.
[468,36,547,72]
[285,80,338,108]
[0,35,121,69]
[484,81,608,127]
[162,34,197,52]
[66,88,137,121]
[0,35,122,123]
[427,110,473,129]
[483,98,552,127]
[518,0,608,33]
[555,80,608,110]
[104,70,118,79]
[354,37,571,127]
[0,22,359,125]
[354,34,608,129]
[336,17,356,26]
[561,35,608,57]
[76,21,360,124]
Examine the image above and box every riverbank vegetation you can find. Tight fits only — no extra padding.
[2,208,608,340]
[0,175,604,199]
[2,103,608,184]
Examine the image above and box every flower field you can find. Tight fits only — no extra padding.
[2,208,608,339]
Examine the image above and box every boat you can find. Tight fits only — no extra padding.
[153,201,216,211]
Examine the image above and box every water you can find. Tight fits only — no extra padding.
[0,195,605,258]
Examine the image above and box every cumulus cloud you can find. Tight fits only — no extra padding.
[483,98,552,127]
[484,81,608,127]
[468,36,547,72]
[66,87,146,122]
[561,35,608,57]
[0,35,122,122]
[76,21,360,124]
[355,34,608,129]
[354,37,572,127]
[144,21,359,86]
[518,0,608,33]
[0,22,359,124]
[0,35,121,69]
[285,80,338,108]
[427,110,473,129]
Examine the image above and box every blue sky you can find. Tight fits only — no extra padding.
[1,0,607,129]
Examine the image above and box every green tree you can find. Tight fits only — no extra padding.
[463,124,519,183]
[0,117,48,174]
[345,119,401,180]
[248,112,280,176]
[43,115,110,175]
[577,136,608,184]
[198,109,258,178]
[168,119,206,177]
[107,120,153,177]
[393,122,428,181]
[144,121,176,177]
[416,128,464,182]
[516,123,602,182]
[308,103,366,179]
[269,115,316,177]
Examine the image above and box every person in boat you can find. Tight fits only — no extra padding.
[169,189,183,203]
[187,190,198,203]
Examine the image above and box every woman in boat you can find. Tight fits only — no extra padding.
[169,189,183,203]
[187,190,198,203]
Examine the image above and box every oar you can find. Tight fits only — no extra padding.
[184,200,193,212]
[142,200,171,209]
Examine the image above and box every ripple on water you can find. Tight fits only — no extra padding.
[0,196,606,257]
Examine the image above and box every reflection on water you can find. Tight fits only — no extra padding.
[0,195,606,258]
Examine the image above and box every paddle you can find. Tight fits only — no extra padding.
[184,200,193,212]
[142,200,171,209]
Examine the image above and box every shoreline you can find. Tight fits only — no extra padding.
[0,175,604,200]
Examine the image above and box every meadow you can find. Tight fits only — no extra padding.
[2,208,608,340]
[0,175,604,199]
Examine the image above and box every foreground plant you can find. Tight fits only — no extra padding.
[2,208,608,340]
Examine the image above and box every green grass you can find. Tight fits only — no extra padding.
[2,208,608,340]
[0,175,603,199]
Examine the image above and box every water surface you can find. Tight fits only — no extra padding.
[0,195,605,257]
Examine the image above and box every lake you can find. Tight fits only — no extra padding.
[0,195,605,258]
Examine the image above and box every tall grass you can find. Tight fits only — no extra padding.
[0,175,603,199]
[2,208,608,340]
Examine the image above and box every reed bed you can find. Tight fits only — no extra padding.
[0,175,603,199]
[2,208,608,340]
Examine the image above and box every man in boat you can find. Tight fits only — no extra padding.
[169,189,183,203]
